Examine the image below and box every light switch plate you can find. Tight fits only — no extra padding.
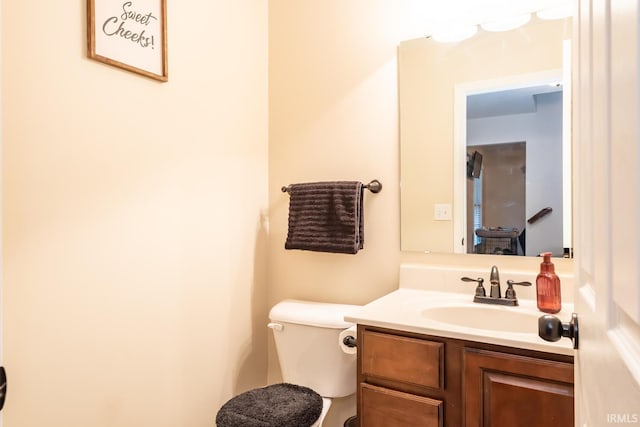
[435,203,452,221]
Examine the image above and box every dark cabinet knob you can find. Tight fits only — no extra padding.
[538,313,579,350]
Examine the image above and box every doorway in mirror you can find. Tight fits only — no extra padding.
[467,142,526,255]
[453,70,569,258]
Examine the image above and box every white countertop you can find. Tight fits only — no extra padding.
[345,288,575,356]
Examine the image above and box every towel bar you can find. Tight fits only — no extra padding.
[281,179,382,194]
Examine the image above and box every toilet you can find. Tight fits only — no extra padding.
[216,299,361,427]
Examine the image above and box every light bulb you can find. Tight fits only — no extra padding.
[537,4,572,20]
[481,13,531,32]
[432,25,478,43]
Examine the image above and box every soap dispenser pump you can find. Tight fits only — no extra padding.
[536,252,561,314]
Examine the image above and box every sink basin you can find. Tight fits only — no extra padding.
[422,304,541,334]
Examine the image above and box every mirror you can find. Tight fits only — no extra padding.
[399,15,572,257]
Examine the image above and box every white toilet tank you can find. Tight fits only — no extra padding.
[268,299,361,398]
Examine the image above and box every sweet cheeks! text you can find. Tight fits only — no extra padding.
[101,2,158,49]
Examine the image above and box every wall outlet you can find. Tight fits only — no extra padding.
[434,203,452,221]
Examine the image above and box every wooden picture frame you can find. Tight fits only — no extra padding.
[87,0,168,82]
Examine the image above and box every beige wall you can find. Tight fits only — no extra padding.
[268,4,414,422]
[268,1,413,305]
[2,1,268,426]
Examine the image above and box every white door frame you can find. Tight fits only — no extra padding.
[0,0,4,423]
[453,69,568,254]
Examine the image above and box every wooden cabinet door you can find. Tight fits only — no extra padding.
[464,349,574,427]
[360,383,443,427]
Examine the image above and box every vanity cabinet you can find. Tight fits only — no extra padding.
[357,326,574,427]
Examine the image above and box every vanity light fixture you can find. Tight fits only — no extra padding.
[428,0,571,44]
[431,25,478,43]
[480,13,531,32]
[536,4,572,20]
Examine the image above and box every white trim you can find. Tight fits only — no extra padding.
[608,308,640,388]
[578,282,596,313]
[562,39,573,251]
[0,0,4,421]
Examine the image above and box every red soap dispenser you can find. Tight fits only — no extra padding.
[536,252,562,314]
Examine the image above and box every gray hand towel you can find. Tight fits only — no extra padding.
[285,181,364,254]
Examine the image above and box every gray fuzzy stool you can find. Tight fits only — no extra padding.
[216,383,323,427]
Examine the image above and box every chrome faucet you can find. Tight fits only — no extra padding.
[461,265,531,306]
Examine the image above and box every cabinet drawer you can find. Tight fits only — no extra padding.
[360,383,443,427]
[361,330,443,389]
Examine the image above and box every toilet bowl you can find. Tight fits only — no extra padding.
[216,299,361,427]
[311,397,332,427]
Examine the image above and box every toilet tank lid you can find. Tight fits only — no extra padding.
[269,299,361,329]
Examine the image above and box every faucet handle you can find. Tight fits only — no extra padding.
[505,280,532,300]
[461,277,486,297]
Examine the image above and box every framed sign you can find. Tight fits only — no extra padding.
[87,0,168,82]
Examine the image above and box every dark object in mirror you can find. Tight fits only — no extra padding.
[528,206,553,224]
[467,150,483,179]
[474,227,520,255]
